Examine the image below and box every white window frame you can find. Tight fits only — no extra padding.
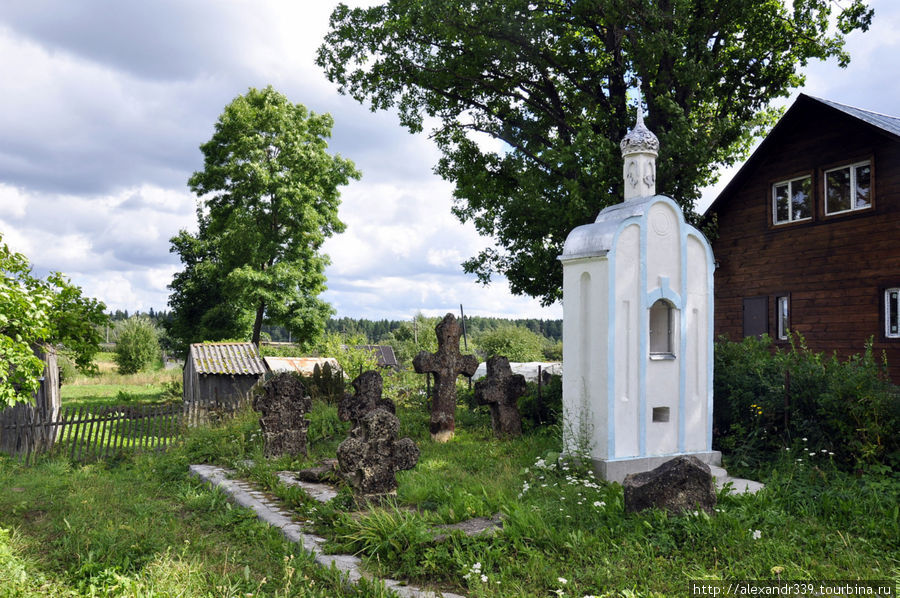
[772,175,812,225]
[886,288,900,339]
[649,299,676,359]
[824,160,871,215]
[776,295,789,341]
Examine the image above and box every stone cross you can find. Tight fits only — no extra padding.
[338,370,395,427]
[252,372,312,458]
[412,313,479,442]
[474,355,527,438]
[337,408,419,503]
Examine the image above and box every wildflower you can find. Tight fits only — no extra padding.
[559,577,568,584]
[751,529,762,540]
[809,452,816,456]
[828,451,834,456]
[480,574,488,583]
[593,501,606,508]
[802,437,808,441]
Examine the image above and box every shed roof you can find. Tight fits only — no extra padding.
[264,356,341,375]
[357,345,399,368]
[189,342,266,376]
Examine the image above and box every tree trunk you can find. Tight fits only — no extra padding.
[252,300,265,346]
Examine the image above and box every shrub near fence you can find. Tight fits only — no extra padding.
[0,402,212,464]
[714,334,900,471]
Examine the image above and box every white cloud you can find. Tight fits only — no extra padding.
[2,0,897,320]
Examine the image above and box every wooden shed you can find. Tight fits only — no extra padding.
[183,342,266,408]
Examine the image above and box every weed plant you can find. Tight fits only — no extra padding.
[714,334,900,473]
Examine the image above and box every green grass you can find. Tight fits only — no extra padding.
[6,355,898,597]
[61,352,180,408]
[0,426,395,597]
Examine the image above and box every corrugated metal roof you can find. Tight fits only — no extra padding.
[704,94,900,217]
[190,342,266,375]
[357,345,399,368]
[264,356,341,375]
[811,95,900,139]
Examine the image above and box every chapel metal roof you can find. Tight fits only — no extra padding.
[189,342,266,376]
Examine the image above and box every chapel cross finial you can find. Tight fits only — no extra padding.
[620,102,659,201]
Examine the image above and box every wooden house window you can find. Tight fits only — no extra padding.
[772,175,812,224]
[743,296,768,338]
[825,160,871,215]
[886,288,900,339]
[776,295,790,341]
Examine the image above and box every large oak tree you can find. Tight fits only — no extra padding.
[169,86,359,349]
[317,0,873,305]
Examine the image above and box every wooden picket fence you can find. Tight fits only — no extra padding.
[0,402,216,464]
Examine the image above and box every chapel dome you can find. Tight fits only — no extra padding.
[620,106,659,156]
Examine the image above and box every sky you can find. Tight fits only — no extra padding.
[1,1,898,322]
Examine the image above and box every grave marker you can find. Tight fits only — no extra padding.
[413,313,479,442]
[337,408,419,502]
[252,372,312,458]
[338,370,395,427]
[474,356,526,438]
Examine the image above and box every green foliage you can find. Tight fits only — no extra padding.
[0,234,107,406]
[307,361,346,404]
[518,375,562,431]
[314,332,379,377]
[475,325,546,362]
[165,229,254,356]
[714,334,900,471]
[170,85,361,350]
[318,0,873,305]
[382,314,439,365]
[113,316,160,375]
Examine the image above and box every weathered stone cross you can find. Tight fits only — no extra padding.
[474,355,527,438]
[337,408,419,503]
[412,313,479,442]
[252,372,312,458]
[338,370,395,427]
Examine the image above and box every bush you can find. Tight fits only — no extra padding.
[518,375,562,430]
[475,325,547,362]
[114,316,160,375]
[714,334,900,471]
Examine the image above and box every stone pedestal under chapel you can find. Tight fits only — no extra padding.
[559,109,719,483]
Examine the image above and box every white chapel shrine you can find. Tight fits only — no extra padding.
[559,108,719,482]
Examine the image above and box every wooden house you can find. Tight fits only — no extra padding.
[183,342,266,408]
[706,94,900,379]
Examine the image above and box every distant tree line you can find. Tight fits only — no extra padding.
[322,316,562,344]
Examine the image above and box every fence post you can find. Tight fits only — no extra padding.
[784,369,791,440]
[537,365,543,425]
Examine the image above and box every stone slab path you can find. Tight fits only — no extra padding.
[188,464,464,598]
[709,465,765,494]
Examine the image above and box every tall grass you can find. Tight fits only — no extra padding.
[61,352,180,408]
